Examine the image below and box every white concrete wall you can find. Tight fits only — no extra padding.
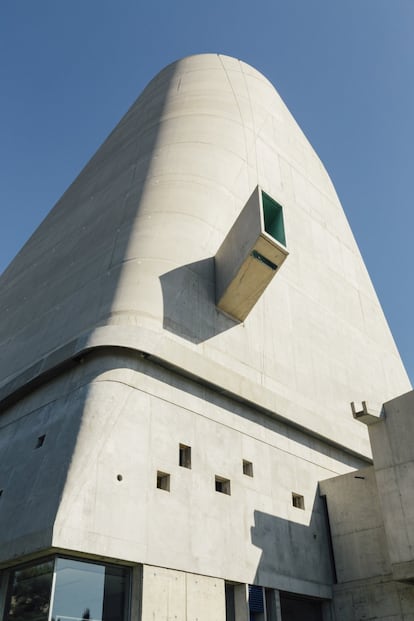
[0,351,365,598]
[320,467,390,583]
[320,394,414,620]
[331,579,414,621]
[364,390,414,582]
[0,54,409,460]
[141,566,225,621]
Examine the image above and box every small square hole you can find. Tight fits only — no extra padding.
[215,476,231,495]
[179,444,191,469]
[156,471,170,492]
[292,493,305,510]
[35,435,46,449]
[242,460,253,477]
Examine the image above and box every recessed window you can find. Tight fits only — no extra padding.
[0,489,3,497]
[292,493,305,510]
[215,476,231,495]
[262,191,286,246]
[242,460,253,477]
[35,434,46,448]
[157,471,170,491]
[179,444,191,469]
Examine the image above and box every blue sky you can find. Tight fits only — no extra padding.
[1,1,413,384]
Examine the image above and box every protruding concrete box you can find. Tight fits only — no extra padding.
[215,186,288,322]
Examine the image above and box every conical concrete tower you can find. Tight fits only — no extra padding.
[0,55,410,621]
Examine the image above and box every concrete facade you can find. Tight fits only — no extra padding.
[321,390,414,620]
[0,54,412,620]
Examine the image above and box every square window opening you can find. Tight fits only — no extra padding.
[215,476,231,495]
[292,493,305,510]
[157,471,170,492]
[179,444,191,469]
[36,434,46,449]
[262,191,286,246]
[243,460,254,477]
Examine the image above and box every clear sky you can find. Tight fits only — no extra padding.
[1,1,413,384]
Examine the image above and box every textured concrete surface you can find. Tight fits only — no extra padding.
[0,351,361,597]
[332,579,414,621]
[321,466,390,584]
[321,389,414,619]
[141,566,225,621]
[364,390,414,582]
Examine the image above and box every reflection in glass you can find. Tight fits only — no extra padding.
[5,560,54,621]
[4,558,129,621]
[51,559,128,621]
[52,559,104,621]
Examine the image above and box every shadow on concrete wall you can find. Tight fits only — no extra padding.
[0,362,86,563]
[160,258,238,343]
[250,492,335,590]
[0,59,177,385]
[249,494,335,620]
[0,64,178,561]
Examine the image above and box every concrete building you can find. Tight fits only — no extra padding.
[0,53,412,620]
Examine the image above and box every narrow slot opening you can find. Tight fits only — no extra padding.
[179,444,191,469]
[35,434,46,449]
[250,250,277,270]
[242,460,254,477]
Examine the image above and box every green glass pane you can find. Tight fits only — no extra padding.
[262,192,286,246]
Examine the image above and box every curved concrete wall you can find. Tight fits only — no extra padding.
[0,54,410,456]
[0,350,362,596]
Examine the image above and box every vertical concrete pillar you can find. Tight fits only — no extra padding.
[130,565,143,621]
[273,589,283,621]
[234,584,249,621]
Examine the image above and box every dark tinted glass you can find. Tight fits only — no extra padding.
[280,593,323,621]
[51,558,128,621]
[5,560,54,621]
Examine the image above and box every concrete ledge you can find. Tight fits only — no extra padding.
[0,325,372,462]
